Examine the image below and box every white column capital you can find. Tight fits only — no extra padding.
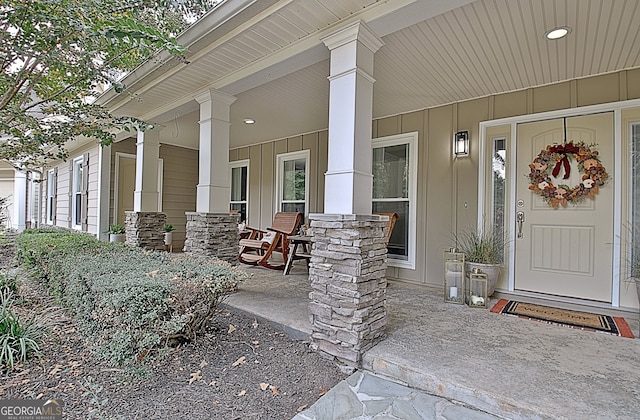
[322,20,384,53]
[136,126,161,145]
[194,88,237,107]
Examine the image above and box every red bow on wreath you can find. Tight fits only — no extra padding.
[549,142,579,179]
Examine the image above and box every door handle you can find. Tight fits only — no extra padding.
[516,211,525,239]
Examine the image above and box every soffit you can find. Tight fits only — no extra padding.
[108,0,640,148]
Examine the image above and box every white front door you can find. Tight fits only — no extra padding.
[514,113,614,302]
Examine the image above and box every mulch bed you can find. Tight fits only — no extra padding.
[1,245,346,419]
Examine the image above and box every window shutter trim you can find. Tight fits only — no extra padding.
[81,153,89,231]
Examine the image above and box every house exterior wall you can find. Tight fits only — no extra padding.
[42,143,100,234]
[159,144,198,251]
[0,166,14,229]
[232,68,640,290]
[110,138,137,228]
[229,130,328,230]
[110,138,198,251]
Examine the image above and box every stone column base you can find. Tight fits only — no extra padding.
[184,212,239,264]
[124,211,166,251]
[308,213,389,372]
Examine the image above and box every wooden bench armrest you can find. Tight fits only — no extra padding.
[244,225,266,240]
[267,226,292,235]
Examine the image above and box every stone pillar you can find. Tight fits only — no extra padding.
[183,212,239,263]
[308,213,388,372]
[125,211,166,251]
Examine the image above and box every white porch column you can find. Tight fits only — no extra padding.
[194,89,237,213]
[322,21,383,215]
[184,89,239,263]
[133,128,160,212]
[308,22,387,372]
[13,170,27,232]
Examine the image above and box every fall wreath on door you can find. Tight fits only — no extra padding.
[527,141,609,209]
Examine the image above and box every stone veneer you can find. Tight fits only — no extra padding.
[308,213,389,372]
[183,212,239,264]
[124,211,166,251]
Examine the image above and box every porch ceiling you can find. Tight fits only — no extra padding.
[105,0,640,148]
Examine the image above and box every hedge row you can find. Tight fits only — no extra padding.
[15,228,247,368]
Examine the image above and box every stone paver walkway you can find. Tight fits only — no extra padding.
[293,371,500,420]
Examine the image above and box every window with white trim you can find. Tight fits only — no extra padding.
[46,168,57,224]
[631,123,640,275]
[276,150,309,216]
[372,132,418,269]
[491,137,507,237]
[229,160,249,223]
[72,157,83,228]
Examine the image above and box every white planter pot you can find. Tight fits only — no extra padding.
[465,262,501,296]
[164,232,173,246]
[110,233,125,243]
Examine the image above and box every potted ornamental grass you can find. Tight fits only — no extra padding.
[455,227,506,296]
[107,224,126,243]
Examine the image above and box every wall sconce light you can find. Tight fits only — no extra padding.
[454,131,469,157]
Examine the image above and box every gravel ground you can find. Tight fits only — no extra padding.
[1,244,346,419]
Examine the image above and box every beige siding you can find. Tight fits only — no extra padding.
[159,144,198,251]
[108,138,197,250]
[0,169,14,228]
[230,133,328,230]
[228,67,640,288]
[259,142,274,228]
[110,138,137,226]
[56,162,70,228]
[87,147,100,233]
[43,144,100,234]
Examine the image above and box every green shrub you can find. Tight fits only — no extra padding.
[0,290,43,369]
[0,272,18,294]
[14,229,246,369]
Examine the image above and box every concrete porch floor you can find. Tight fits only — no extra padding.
[224,264,640,419]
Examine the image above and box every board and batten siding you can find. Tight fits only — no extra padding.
[109,138,136,227]
[0,167,14,229]
[227,68,640,288]
[159,144,198,251]
[41,144,100,235]
[110,138,198,251]
[229,130,327,231]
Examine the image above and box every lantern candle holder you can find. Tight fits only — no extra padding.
[468,268,488,308]
[444,248,465,304]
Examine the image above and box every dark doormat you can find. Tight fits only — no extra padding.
[490,299,635,338]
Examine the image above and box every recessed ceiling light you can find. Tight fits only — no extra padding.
[544,26,571,40]
[244,118,255,124]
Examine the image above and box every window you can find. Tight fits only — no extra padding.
[47,168,57,224]
[276,151,309,216]
[72,157,83,228]
[230,160,249,223]
[491,137,506,236]
[631,123,640,274]
[372,132,418,269]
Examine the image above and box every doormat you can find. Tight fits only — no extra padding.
[490,299,635,338]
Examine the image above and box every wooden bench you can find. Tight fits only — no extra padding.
[238,212,303,270]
